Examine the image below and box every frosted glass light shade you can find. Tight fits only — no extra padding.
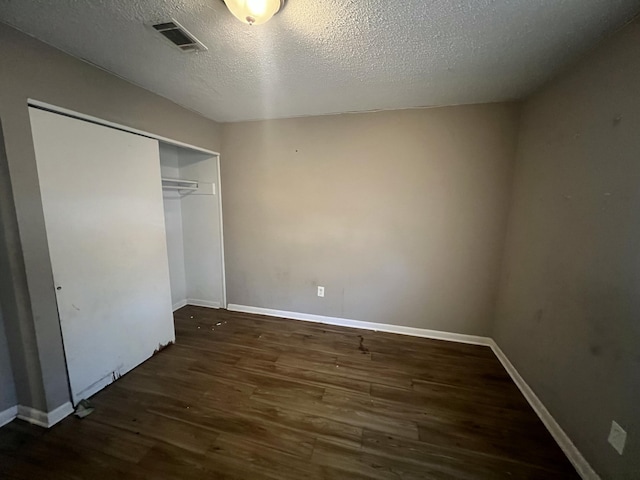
[223,0,283,25]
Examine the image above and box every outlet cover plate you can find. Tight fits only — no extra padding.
[608,420,627,455]
[317,286,324,297]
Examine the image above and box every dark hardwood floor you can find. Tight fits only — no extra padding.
[0,306,578,479]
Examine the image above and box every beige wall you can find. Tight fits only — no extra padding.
[0,22,221,412]
[494,18,640,479]
[221,104,519,335]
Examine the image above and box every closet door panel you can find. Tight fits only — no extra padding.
[29,107,174,404]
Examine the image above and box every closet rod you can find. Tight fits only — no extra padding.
[161,178,199,191]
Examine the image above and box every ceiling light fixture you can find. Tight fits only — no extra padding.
[223,0,285,25]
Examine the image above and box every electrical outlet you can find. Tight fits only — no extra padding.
[608,421,627,455]
[317,286,325,297]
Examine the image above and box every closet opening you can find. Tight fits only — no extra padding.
[159,142,226,311]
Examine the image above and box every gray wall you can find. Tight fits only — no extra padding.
[494,18,640,480]
[0,22,221,412]
[221,104,519,335]
[0,305,17,413]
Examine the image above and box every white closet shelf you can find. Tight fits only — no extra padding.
[162,178,199,191]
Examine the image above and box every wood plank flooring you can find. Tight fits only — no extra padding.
[0,306,579,479]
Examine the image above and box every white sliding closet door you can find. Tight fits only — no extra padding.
[29,107,174,405]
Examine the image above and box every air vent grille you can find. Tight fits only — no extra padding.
[152,20,207,53]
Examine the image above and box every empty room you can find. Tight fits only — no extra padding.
[0,1,638,479]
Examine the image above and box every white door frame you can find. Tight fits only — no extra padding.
[27,98,228,309]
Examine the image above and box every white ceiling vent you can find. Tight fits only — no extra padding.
[152,19,207,53]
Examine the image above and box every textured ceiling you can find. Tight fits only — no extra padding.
[1,0,639,122]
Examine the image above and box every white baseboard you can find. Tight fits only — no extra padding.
[0,405,18,428]
[227,304,491,346]
[173,299,221,311]
[46,402,75,427]
[16,405,48,428]
[489,341,599,480]
[172,299,188,312]
[16,402,74,428]
[188,299,221,309]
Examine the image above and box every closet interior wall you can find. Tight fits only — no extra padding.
[160,143,224,311]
